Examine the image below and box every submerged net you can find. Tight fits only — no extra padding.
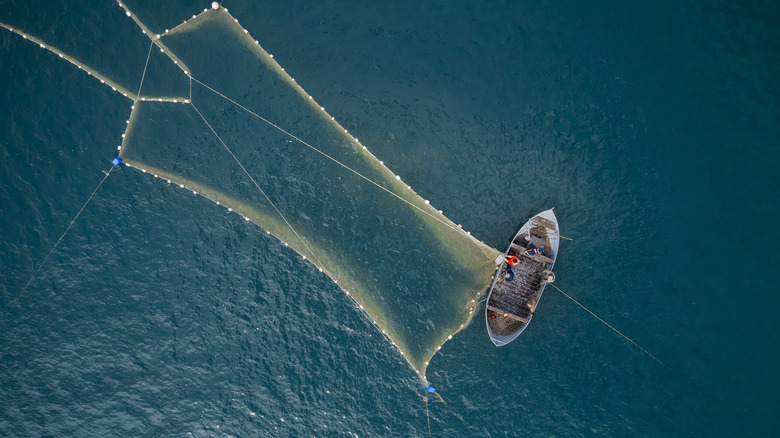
[4,3,498,378]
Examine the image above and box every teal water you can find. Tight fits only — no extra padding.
[2,0,779,436]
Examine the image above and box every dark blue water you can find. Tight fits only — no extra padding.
[2,0,779,436]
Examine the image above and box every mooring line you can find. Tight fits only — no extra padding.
[424,396,432,438]
[135,40,154,100]
[189,103,330,273]
[13,165,117,306]
[428,390,472,436]
[548,282,673,372]
[434,392,460,420]
[189,77,501,257]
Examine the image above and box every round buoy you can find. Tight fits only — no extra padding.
[112,157,122,166]
[212,2,219,9]
[426,385,436,393]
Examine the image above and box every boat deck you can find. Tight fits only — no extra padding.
[487,252,547,336]
[485,209,559,345]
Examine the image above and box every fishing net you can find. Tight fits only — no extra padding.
[3,3,497,378]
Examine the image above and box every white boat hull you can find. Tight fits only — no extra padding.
[485,209,560,346]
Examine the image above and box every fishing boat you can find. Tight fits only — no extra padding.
[485,209,560,346]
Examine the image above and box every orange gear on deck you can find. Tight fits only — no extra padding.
[505,255,520,266]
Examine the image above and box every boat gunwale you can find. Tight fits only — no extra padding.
[485,209,559,346]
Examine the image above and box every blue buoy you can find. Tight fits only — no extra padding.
[112,157,122,166]
[427,385,436,393]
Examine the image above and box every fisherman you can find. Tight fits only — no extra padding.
[504,266,515,282]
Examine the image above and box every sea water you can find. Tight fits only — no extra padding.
[1,0,778,435]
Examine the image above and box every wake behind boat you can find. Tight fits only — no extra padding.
[486,209,560,346]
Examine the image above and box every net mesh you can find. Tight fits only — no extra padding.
[4,5,497,378]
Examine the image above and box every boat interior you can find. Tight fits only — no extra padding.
[487,219,555,337]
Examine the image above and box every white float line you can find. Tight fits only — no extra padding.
[189,76,498,256]
[116,1,192,76]
[0,21,135,99]
[180,19,492,253]
[215,12,387,170]
[125,162,330,269]
[190,102,333,276]
[137,96,190,103]
[419,288,489,371]
[111,6,478,378]
[128,164,412,371]
[156,4,211,35]
[123,162,408,356]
